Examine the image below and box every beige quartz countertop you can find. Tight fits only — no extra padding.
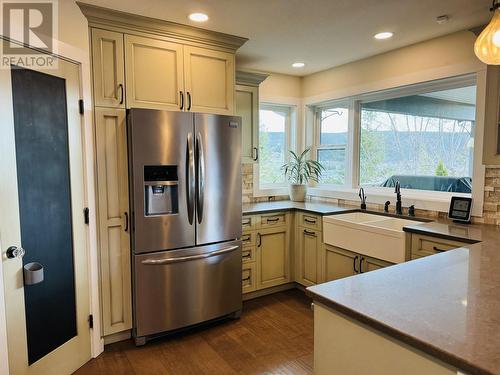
[242,200,357,215]
[306,218,500,375]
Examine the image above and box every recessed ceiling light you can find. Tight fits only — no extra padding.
[374,32,394,40]
[188,13,209,22]
[292,62,305,68]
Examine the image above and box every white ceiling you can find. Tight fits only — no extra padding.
[81,0,492,76]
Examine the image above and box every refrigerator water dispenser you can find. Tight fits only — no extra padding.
[144,165,179,216]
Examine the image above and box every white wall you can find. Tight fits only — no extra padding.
[259,73,304,152]
[302,31,484,102]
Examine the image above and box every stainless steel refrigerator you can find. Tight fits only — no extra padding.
[127,109,242,345]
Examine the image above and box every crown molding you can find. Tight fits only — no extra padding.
[236,70,269,86]
[77,2,248,52]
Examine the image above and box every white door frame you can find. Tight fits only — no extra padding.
[0,32,103,374]
[0,236,9,375]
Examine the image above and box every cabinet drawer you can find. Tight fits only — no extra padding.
[260,213,286,228]
[242,262,257,293]
[242,246,255,263]
[241,231,256,246]
[411,234,468,258]
[242,215,256,231]
[299,212,322,231]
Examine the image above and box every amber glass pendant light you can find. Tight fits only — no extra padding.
[475,0,500,65]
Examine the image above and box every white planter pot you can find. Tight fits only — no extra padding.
[289,184,307,202]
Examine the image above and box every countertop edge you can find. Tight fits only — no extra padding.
[402,226,479,244]
[305,288,493,375]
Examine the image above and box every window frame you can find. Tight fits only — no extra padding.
[312,100,354,188]
[308,73,485,217]
[253,102,294,197]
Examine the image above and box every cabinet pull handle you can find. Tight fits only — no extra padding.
[304,218,316,224]
[242,276,251,282]
[253,147,259,161]
[359,257,364,273]
[242,253,251,259]
[242,234,251,242]
[187,92,192,111]
[266,217,280,223]
[242,219,251,226]
[353,255,359,273]
[433,246,447,252]
[118,84,124,104]
[179,91,184,110]
[124,212,129,232]
[257,233,262,247]
[303,229,316,237]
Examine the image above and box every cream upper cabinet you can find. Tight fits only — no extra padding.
[124,35,184,111]
[183,46,235,115]
[256,226,290,289]
[236,84,259,162]
[91,29,125,108]
[95,108,132,336]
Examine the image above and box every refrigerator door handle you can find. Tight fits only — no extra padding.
[196,132,205,224]
[141,245,239,265]
[186,132,195,225]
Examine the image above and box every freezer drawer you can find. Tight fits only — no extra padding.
[133,240,242,337]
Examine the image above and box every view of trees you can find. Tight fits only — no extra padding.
[359,109,474,187]
[259,109,287,186]
[258,99,475,192]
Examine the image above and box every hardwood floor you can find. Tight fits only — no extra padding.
[75,289,314,375]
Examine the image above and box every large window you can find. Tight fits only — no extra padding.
[316,106,349,185]
[312,75,479,198]
[258,104,292,189]
[359,86,476,193]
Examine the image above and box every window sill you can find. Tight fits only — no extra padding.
[308,186,482,217]
[253,186,289,198]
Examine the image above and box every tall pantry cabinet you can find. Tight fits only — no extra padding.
[80,2,247,343]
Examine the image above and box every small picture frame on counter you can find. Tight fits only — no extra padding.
[448,196,472,224]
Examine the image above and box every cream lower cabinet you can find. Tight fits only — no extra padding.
[257,226,290,289]
[322,245,358,282]
[95,108,132,336]
[321,245,393,282]
[241,212,291,295]
[410,233,470,259]
[296,228,322,286]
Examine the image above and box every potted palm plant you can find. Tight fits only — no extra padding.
[281,148,324,202]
